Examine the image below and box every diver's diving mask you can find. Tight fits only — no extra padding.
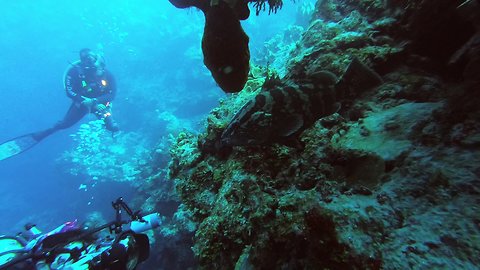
[80,51,98,69]
[80,52,105,76]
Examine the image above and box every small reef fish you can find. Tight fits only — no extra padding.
[220,58,383,148]
[168,0,250,93]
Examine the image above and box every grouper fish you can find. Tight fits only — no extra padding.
[220,58,383,148]
[168,0,250,93]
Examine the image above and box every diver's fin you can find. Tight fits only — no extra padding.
[336,58,383,99]
[0,134,40,161]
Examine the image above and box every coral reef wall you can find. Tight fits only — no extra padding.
[160,0,480,269]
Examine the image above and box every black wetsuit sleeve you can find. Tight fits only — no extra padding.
[64,66,84,102]
[96,71,117,104]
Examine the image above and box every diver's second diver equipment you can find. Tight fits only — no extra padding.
[129,213,162,234]
[0,197,161,270]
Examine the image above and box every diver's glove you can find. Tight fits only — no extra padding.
[81,97,97,110]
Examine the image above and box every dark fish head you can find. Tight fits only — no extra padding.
[220,122,252,146]
[221,114,272,146]
[202,1,250,93]
[221,97,272,146]
[168,0,250,93]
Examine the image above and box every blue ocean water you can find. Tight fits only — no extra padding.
[0,0,307,254]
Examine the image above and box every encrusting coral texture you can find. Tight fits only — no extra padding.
[164,0,480,269]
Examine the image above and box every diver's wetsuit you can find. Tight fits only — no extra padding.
[33,63,118,141]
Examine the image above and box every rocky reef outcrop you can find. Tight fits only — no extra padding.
[158,0,480,269]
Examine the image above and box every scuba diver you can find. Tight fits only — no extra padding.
[0,48,120,161]
[33,48,120,141]
[0,197,161,270]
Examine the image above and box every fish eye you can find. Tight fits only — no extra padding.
[223,66,233,74]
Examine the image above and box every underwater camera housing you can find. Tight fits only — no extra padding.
[89,231,151,270]
[0,197,161,270]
